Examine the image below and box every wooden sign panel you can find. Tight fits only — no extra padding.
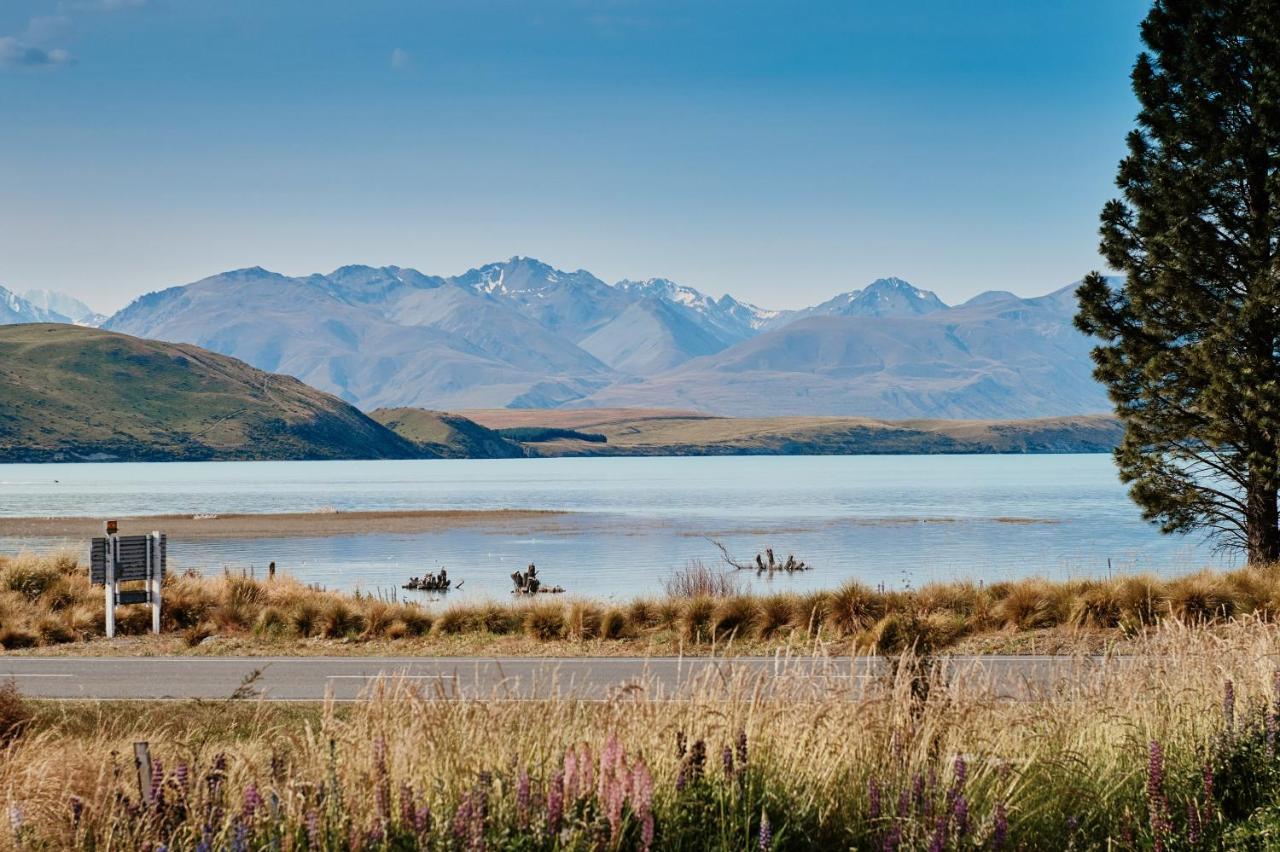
[90,534,166,585]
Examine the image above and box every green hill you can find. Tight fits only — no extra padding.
[0,324,425,462]
[369,408,526,459]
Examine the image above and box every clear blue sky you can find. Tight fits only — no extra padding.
[0,0,1149,313]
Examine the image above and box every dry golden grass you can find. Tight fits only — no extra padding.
[1,619,1277,848]
[7,549,1280,660]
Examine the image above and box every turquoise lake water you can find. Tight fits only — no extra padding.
[0,455,1228,601]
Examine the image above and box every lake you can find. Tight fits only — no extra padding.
[0,455,1228,601]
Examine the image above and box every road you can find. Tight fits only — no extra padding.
[0,655,1128,701]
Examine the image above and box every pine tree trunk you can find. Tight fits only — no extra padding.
[1246,480,1280,565]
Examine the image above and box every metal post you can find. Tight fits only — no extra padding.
[150,531,162,634]
[104,521,116,640]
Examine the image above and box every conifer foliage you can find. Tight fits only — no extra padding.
[1077,0,1280,561]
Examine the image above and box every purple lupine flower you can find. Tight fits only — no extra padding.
[881,823,901,852]
[911,772,926,814]
[1187,799,1202,845]
[992,801,1008,850]
[563,750,580,803]
[471,781,489,852]
[242,782,263,822]
[952,755,967,788]
[149,757,165,805]
[952,794,969,837]
[1147,740,1170,852]
[868,777,882,821]
[632,762,654,852]
[1268,708,1278,758]
[675,765,688,793]
[689,740,707,782]
[736,729,748,768]
[547,770,565,835]
[414,805,432,838]
[516,768,531,828]
[69,796,84,827]
[231,819,249,852]
[757,809,772,850]
[305,808,321,848]
[451,793,474,845]
[399,782,415,829]
[928,815,946,852]
[1223,680,1236,733]
[897,784,910,817]
[175,762,190,795]
[722,745,735,778]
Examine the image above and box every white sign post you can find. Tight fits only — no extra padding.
[90,521,166,639]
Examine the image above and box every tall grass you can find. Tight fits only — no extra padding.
[6,550,1280,653]
[4,621,1280,848]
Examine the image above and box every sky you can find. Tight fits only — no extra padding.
[0,0,1150,314]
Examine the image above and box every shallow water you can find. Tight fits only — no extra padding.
[0,455,1228,601]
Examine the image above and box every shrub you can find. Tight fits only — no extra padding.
[394,605,433,636]
[1,555,62,601]
[0,626,39,649]
[0,681,31,746]
[1114,575,1165,626]
[992,580,1068,630]
[792,592,831,637]
[183,623,215,647]
[755,595,795,639]
[523,603,566,640]
[600,608,628,639]
[565,601,603,641]
[1070,581,1124,629]
[710,596,757,641]
[663,560,742,598]
[1167,572,1236,624]
[290,601,322,637]
[319,601,363,638]
[35,617,74,645]
[868,612,937,655]
[625,598,658,628]
[826,581,886,637]
[680,597,716,643]
[254,606,289,637]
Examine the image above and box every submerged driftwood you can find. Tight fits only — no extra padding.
[710,539,810,576]
[511,563,565,595]
[403,569,454,592]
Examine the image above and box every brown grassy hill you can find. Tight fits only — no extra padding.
[458,408,1121,456]
[369,408,525,458]
[0,324,425,462]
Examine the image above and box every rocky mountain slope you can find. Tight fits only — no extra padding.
[99,258,1113,418]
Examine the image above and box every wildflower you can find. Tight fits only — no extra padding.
[9,804,24,838]
[231,819,249,852]
[992,801,1008,850]
[689,739,707,782]
[1223,680,1236,733]
[757,809,772,850]
[632,762,654,852]
[516,768,531,828]
[868,777,882,820]
[451,794,474,846]
[952,794,968,838]
[675,731,687,759]
[563,750,580,803]
[1187,800,1202,845]
[1147,741,1170,852]
[547,770,565,835]
[881,823,901,851]
[414,804,432,837]
[242,782,263,823]
[305,809,321,848]
[736,729,748,768]
[150,757,165,806]
[175,762,190,795]
[722,744,735,777]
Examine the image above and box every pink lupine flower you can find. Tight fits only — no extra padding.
[516,768,531,828]
[563,751,579,803]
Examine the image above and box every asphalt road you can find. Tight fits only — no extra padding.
[0,655,1128,701]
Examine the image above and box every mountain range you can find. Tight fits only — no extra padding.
[5,258,1114,418]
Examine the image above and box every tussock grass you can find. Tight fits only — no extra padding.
[5,550,1280,655]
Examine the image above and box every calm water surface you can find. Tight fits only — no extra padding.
[0,455,1228,601]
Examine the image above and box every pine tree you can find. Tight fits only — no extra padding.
[1076,0,1280,562]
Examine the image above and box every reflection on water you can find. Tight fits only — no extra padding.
[0,455,1231,600]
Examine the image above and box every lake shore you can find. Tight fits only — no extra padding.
[0,508,567,540]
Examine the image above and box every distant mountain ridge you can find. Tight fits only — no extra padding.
[98,257,1115,418]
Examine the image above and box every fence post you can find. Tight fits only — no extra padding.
[133,742,152,803]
